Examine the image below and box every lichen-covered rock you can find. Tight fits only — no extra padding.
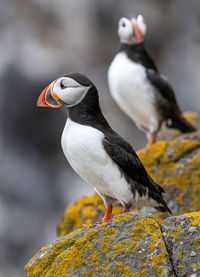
[162,212,200,276]
[57,132,200,236]
[140,132,200,216]
[25,212,200,277]
[25,213,175,277]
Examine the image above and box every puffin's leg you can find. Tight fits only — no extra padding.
[123,208,130,213]
[94,190,116,224]
[137,132,157,154]
[101,205,113,223]
[146,132,157,148]
[97,205,113,224]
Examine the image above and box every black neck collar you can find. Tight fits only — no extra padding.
[67,85,110,131]
[119,42,158,72]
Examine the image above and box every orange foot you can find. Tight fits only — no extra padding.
[137,133,157,154]
[96,205,113,225]
[123,208,130,214]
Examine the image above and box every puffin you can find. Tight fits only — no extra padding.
[37,73,171,223]
[108,15,196,151]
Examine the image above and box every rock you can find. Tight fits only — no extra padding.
[162,212,200,277]
[140,132,200,216]
[25,213,174,276]
[57,132,200,236]
[25,212,200,277]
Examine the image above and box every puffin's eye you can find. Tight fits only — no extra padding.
[122,22,126,27]
[60,80,67,89]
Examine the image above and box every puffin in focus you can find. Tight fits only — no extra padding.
[108,15,196,151]
[37,73,171,223]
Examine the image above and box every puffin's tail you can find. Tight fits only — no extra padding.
[170,113,196,133]
[148,176,172,214]
[154,191,172,214]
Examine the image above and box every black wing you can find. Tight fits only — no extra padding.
[146,69,196,133]
[102,132,170,213]
[146,68,178,105]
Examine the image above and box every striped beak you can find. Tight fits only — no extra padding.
[37,82,61,108]
[132,19,142,43]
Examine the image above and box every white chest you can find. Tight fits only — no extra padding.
[61,119,106,178]
[61,119,133,203]
[108,52,158,130]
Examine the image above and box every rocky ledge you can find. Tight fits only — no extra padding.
[25,212,200,276]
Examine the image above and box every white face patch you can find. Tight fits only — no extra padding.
[118,17,135,44]
[118,15,147,45]
[53,77,90,107]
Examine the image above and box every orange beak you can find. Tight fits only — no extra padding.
[132,20,142,43]
[37,83,61,108]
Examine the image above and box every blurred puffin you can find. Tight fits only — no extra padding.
[37,73,171,223]
[108,15,196,151]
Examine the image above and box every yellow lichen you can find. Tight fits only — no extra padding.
[184,212,200,226]
[183,111,198,123]
[191,261,200,271]
[138,134,200,218]
[82,206,97,218]
[178,253,183,259]
[171,226,181,242]
[193,236,200,251]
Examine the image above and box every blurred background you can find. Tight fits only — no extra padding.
[0,0,200,276]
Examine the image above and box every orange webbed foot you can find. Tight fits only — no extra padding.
[123,208,130,214]
[137,133,157,154]
[96,205,112,225]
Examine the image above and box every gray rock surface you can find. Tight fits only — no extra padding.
[25,212,200,276]
[162,213,200,277]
